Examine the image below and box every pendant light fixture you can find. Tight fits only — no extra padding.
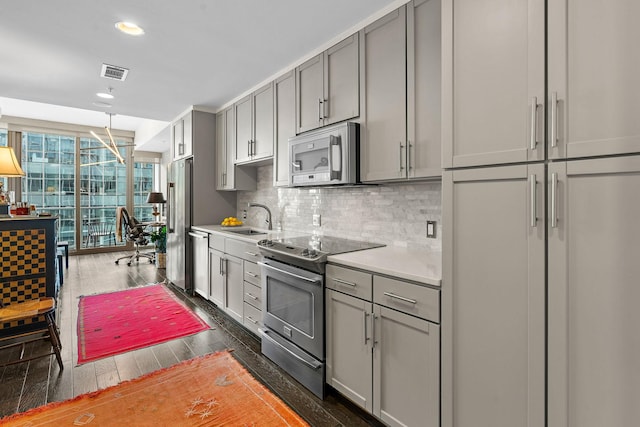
[88,113,126,165]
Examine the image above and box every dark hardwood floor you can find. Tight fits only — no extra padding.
[0,251,383,426]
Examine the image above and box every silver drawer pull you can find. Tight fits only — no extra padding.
[383,292,417,305]
[245,251,258,257]
[247,316,258,324]
[245,292,258,300]
[246,272,259,278]
[333,278,356,287]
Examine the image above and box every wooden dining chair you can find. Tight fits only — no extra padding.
[0,297,64,370]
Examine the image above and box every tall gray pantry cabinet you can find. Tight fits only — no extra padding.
[442,0,640,426]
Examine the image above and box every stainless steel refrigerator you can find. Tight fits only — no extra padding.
[166,158,192,292]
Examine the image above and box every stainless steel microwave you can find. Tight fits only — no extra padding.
[289,122,359,187]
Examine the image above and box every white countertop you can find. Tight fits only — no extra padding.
[328,246,441,287]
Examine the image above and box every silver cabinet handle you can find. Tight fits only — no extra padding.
[551,172,558,228]
[251,140,256,156]
[372,314,378,348]
[247,140,251,157]
[407,141,413,171]
[383,292,417,304]
[530,174,537,228]
[188,232,207,239]
[333,278,356,287]
[323,98,328,120]
[245,251,259,257]
[247,316,259,325]
[318,98,323,121]
[399,142,405,171]
[245,292,258,300]
[245,272,259,278]
[363,311,369,345]
[530,97,538,150]
[219,257,223,275]
[551,92,558,148]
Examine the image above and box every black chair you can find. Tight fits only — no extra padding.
[115,208,155,266]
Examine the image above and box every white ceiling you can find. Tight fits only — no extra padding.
[0,0,400,152]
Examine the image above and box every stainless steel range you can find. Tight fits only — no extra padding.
[257,235,384,398]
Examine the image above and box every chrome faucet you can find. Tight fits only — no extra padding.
[247,202,272,230]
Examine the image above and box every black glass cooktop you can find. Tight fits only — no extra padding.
[269,235,385,256]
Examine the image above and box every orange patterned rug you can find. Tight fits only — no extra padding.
[1,351,309,426]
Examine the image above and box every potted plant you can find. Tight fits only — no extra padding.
[150,225,167,268]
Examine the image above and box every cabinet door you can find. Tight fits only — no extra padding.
[215,112,227,190]
[548,157,640,427]
[326,289,373,412]
[408,0,441,179]
[442,164,545,427]
[324,33,360,126]
[441,0,545,168]
[182,111,193,158]
[548,0,640,159]
[360,7,407,182]
[224,254,244,323]
[172,119,184,159]
[296,53,324,133]
[274,70,296,187]
[253,82,274,160]
[209,248,225,308]
[235,94,253,163]
[373,305,440,427]
[192,234,209,298]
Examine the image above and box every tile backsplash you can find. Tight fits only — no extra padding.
[237,165,442,251]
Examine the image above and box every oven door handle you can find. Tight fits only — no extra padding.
[259,329,322,370]
[258,262,321,284]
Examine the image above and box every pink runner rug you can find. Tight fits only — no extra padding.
[77,284,209,364]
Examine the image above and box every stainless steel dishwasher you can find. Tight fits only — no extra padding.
[189,230,209,298]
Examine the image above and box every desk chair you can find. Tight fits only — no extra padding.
[0,298,64,371]
[115,207,155,266]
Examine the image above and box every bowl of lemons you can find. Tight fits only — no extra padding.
[221,216,243,227]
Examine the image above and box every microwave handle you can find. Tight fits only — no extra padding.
[329,135,342,180]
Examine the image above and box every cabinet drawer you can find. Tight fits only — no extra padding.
[243,302,262,335]
[244,282,262,309]
[244,261,261,286]
[208,233,225,251]
[373,276,439,323]
[225,238,261,262]
[326,264,372,301]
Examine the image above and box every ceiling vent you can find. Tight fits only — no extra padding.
[100,63,129,81]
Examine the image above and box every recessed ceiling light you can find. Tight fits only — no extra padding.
[115,21,145,36]
[96,92,114,99]
[93,101,112,108]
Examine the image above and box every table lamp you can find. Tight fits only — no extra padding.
[146,191,166,219]
[0,146,26,217]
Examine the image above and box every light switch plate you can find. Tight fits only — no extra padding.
[426,221,436,238]
[313,214,321,227]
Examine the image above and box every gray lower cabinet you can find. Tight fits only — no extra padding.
[223,253,243,323]
[361,0,442,182]
[206,237,244,325]
[442,164,546,427]
[548,156,640,427]
[326,264,440,427]
[208,247,225,308]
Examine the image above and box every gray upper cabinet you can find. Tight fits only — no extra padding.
[361,1,442,182]
[273,70,296,187]
[442,164,545,427]
[548,0,640,159]
[295,33,360,134]
[234,82,274,164]
[360,7,407,182]
[216,107,256,191]
[441,0,545,168]
[548,156,640,427]
[171,112,194,160]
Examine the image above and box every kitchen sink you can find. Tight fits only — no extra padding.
[224,228,267,235]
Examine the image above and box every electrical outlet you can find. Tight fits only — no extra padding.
[242,209,247,219]
[313,214,321,227]
[426,221,436,238]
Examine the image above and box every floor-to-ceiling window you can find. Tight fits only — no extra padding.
[18,128,158,251]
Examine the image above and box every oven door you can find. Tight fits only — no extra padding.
[259,259,324,359]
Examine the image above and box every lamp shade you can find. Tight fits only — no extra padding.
[146,191,166,204]
[0,146,26,177]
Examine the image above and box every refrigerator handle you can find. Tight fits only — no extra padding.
[167,182,175,233]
